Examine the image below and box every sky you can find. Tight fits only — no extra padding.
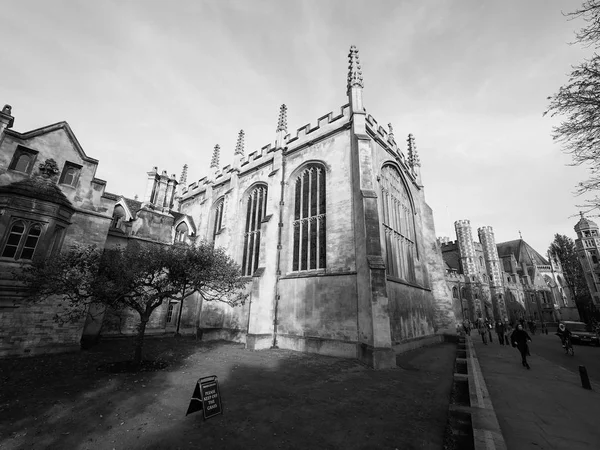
[0,0,596,256]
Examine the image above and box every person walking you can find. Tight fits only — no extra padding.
[486,319,494,343]
[478,320,488,345]
[511,323,532,369]
[504,320,511,344]
[496,321,506,345]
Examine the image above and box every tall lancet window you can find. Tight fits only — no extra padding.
[212,199,224,241]
[242,185,268,276]
[379,165,417,282]
[292,164,326,271]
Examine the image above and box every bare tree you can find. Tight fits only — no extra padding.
[545,0,600,209]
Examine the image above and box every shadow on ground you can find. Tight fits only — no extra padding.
[0,337,456,450]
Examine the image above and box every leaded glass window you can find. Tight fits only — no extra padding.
[379,165,417,282]
[212,199,224,241]
[292,164,326,271]
[242,185,267,276]
[1,220,43,260]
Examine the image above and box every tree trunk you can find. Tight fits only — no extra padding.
[134,317,149,367]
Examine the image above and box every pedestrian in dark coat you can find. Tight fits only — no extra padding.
[511,324,532,369]
[496,321,506,345]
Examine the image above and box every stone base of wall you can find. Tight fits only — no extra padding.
[246,333,273,350]
[393,333,446,354]
[277,334,357,359]
[0,343,80,359]
[357,343,396,369]
[199,328,246,344]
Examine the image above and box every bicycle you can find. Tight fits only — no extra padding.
[564,336,575,356]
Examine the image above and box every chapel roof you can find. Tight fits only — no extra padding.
[496,239,549,267]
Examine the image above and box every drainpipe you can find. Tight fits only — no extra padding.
[272,157,286,349]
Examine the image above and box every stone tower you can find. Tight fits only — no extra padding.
[455,220,477,277]
[478,226,507,320]
[574,212,600,307]
[455,220,484,318]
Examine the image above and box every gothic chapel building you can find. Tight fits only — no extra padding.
[1,46,456,368]
[153,46,455,368]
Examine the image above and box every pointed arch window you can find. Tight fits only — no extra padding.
[242,185,268,276]
[175,222,189,243]
[1,220,43,260]
[292,164,326,271]
[379,165,417,282]
[212,199,224,241]
[452,287,458,298]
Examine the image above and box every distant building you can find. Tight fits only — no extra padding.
[573,213,600,318]
[439,220,579,324]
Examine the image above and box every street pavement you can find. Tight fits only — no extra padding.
[472,333,600,450]
[526,332,600,387]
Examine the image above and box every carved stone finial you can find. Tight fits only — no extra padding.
[347,45,364,91]
[580,211,585,219]
[210,145,220,169]
[38,158,60,179]
[179,164,188,185]
[388,123,394,140]
[234,130,245,156]
[277,104,287,132]
[2,104,12,115]
[407,133,420,168]
[134,194,139,201]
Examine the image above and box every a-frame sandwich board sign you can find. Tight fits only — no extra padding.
[186,375,223,420]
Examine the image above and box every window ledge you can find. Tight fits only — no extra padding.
[386,275,430,291]
[280,269,357,279]
[59,183,76,190]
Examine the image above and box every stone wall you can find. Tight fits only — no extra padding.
[0,297,84,357]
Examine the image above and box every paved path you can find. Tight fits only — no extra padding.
[524,332,600,387]
[473,337,600,450]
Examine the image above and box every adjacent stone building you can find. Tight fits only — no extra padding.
[0,105,116,357]
[1,46,458,368]
[440,220,580,325]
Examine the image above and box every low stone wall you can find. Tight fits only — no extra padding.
[443,335,508,450]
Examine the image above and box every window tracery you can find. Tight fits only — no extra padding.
[1,220,43,260]
[379,165,417,282]
[292,164,326,271]
[242,185,268,276]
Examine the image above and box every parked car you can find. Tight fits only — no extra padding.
[563,321,600,346]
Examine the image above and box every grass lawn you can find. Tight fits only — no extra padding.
[0,336,456,450]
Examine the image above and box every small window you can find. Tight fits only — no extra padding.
[482,274,488,282]
[592,254,598,264]
[1,220,43,260]
[212,199,225,241]
[8,146,38,174]
[111,205,126,229]
[175,222,188,243]
[166,303,175,323]
[479,256,483,267]
[59,162,81,187]
[452,287,458,299]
